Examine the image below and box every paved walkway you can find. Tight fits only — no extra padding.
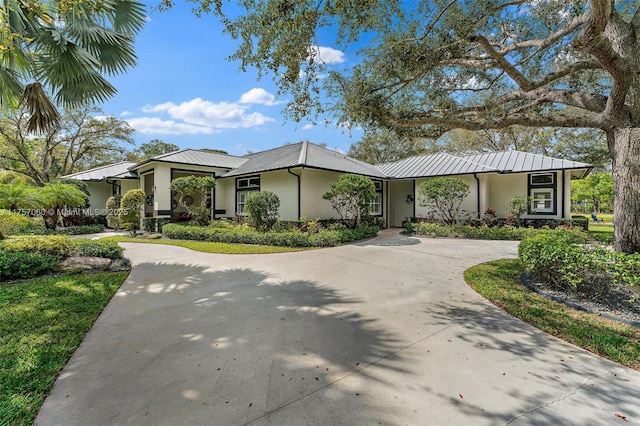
[36,231,640,425]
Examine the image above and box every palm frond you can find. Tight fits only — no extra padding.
[19,82,61,134]
[0,65,24,108]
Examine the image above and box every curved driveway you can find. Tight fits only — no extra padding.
[36,231,640,425]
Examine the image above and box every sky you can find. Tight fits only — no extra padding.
[100,2,363,156]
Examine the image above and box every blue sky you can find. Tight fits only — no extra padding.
[100,2,362,156]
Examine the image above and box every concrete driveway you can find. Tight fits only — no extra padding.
[36,231,640,425]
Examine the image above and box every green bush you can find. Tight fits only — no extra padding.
[119,189,145,233]
[408,222,592,241]
[142,217,172,233]
[208,219,238,229]
[106,195,122,229]
[519,231,610,296]
[0,210,31,236]
[62,224,105,235]
[570,215,589,231]
[0,235,74,258]
[0,251,58,281]
[162,223,377,247]
[614,253,640,288]
[72,239,124,259]
[245,191,280,231]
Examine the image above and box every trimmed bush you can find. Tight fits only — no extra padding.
[0,235,74,258]
[408,222,590,241]
[119,189,145,233]
[106,195,122,229]
[0,210,31,236]
[142,217,172,233]
[0,251,58,281]
[72,239,124,259]
[519,231,610,296]
[245,191,280,231]
[162,223,378,247]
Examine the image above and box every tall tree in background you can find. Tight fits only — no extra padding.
[0,0,146,132]
[0,107,135,185]
[194,0,640,253]
[127,139,180,161]
[348,128,428,164]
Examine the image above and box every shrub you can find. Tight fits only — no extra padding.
[62,224,105,235]
[613,253,640,288]
[142,217,172,233]
[0,209,31,236]
[106,195,122,229]
[417,177,470,225]
[0,235,74,258]
[570,215,589,231]
[519,231,609,296]
[119,189,146,234]
[323,174,376,228]
[162,223,377,247]
[0,251,58,281]
[73,239,124,259]
[245,191,280,231]
[169,175,216,226]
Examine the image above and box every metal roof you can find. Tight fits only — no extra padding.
[376,152,498,178]
[61,162,138,181]
[222,142,386,178]
[377,150,592,178]
[462,151,592,173]
[131,149,247,170]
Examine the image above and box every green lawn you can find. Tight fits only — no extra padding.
[0,272,129,425]
[465,259,640,371]
[101,235,311,254]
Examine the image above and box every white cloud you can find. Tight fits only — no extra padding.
[126,117,215,135]
[120,111,132,117]
[239,88,281,106]
[140,97,274,130]
[301,124,314,130]
[308,46,346,65]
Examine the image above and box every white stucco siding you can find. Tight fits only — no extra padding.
[85,182,112,214]
[414,175,478,219]
[388,180,414,227]
[261,170,299,220]
[300,169,345,220]
[214,179,235,218]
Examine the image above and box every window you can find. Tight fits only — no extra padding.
[531,189,554,213]
[236,176,260,215]
[369,180,383,216]
[528,173,556,215]
[369,192,382,215]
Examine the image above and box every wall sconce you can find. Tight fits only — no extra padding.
[405,194,414,204]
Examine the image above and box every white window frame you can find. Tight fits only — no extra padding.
[237,191,250,215]
[530,188,554,213]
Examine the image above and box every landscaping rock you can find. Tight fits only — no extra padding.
[58,256,111,272]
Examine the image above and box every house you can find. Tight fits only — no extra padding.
[62,142,592,227]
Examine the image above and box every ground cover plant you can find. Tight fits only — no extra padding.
[0,272,129,425]
[465,260,640,371]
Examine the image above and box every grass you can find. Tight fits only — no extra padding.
[101,235,311,254]
[0,272,129,425]
[465,259,640,371]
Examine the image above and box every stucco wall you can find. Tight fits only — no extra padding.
[261,170,299,220]
[86,182,112,215]
[388,180,414,227]
[300,169,345,220]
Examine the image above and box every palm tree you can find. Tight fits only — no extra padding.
[0,183,43,211]
[0,0,146,133]
[40,181,87,229]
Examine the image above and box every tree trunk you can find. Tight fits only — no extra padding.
[611,128,640,253]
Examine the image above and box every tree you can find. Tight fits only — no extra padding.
[572,173,614,213]
[127,139,180,161]
[0,107,135,185]
[39,181,87,229]
[323,174,376,228]
[168,175,216,226]
[348,128,428,164]
[195,0,640,253]
[245,191,280,231]
[417,178,470,225]
[0,0,146,133]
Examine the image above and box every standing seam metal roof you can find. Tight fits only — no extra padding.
[222,142,386,178]
[61,162,138,180]
[130,149,248,170]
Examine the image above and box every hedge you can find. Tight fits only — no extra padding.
[406,223,589,241]
[72,239,124,260]
[0,235,74,258]
[162,223,379,247]
[0,251,58,281]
